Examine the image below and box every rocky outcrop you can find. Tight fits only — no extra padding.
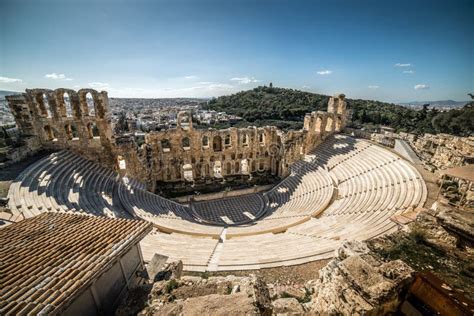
[436,204,474,243]
[134,273,272,316]
[399,132,473,171]
[272,298,305,315]
[307,241,414,315]
[154,260,183,281]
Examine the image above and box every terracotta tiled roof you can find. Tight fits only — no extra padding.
[0,213,152,315]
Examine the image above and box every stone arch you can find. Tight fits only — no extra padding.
[224,134,231,146]
[86,92,95,116]
[335,116,343,132]
[242,134,249,145]
[42,93,52,118]
[182,137,190,149]
[44,125,55,141]
[64,123,79,140]
[213,135,222,152]
[54,89,77,118]
[34,92,52,118]
[183,163,193,181]
[226,161,232,175]
[78,89,102,118]
[213,161,222,178]
[315,115,325,133]
[161,139,171,152]
[202,135,209,147]
[87,122,99,139]
[241,159,249,174]
[326,116,334,132]
[63,92,73,118]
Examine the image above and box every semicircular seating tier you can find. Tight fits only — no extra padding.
[7,135,427,271]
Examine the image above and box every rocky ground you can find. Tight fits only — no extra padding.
[368,204,474,302]
[117,203,473,315]
[185,259,330,298]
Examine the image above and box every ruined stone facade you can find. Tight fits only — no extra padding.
[399,132,474,171]
[6,88,115,166]
[6,89,348,192]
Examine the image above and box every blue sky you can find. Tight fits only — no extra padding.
[1,0,472,102]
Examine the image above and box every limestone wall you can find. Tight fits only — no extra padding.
[399,132,474,170]
[6,88,115,167]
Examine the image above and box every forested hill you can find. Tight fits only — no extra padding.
[204,86,473,136]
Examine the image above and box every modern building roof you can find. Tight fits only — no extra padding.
[440,164,474,182]
[0,213,152,315]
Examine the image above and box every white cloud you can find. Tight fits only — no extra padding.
[368,85,379,89]
[88,82,110,90]
[197,81,213,85]
[403,70,415,74]
[45,73,73,81]
[414,84,429,90]
[230,77,260,84]
[317,70,332,75]
[302,85,310,89]
[184,75,198,80]
[394,63,411,67]
[0,76,22,83]
[104,82,236,98]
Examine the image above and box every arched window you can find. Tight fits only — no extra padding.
[242,134,249,145]
[326,117,334,132]
[87,122,99,139]
[86,92,95,116]
[259,160,264,171]
[259,132,265,144]
[224,134,231,146]
[234,161,239,173]
[43,94,52,118]
[63,92,72,118]
[226,162,231,175]
[161,139,171,152]
[182,137,190,149]
[44,125,55,141]
[241,159,249,174]
[213,161,222,178]
[204,164,210,177]
[315,116,323,133]
[202,136,209,147]
[213,136,222,152]
[65,124,75,140]
[251,160,256,172]
[183,164,193,181]
[335,117,342,132]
